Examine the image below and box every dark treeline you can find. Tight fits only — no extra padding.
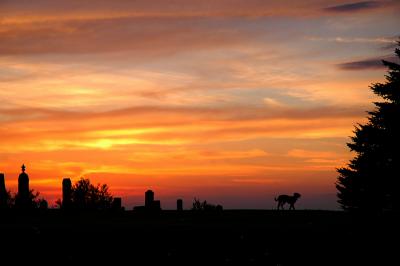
[0,165,225,213]
[0,165,119,211]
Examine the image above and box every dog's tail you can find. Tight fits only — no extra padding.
[274,197,278,201]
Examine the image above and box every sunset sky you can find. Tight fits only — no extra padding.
[0,0,399,209]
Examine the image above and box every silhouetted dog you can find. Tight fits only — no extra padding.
[275,193,301,210]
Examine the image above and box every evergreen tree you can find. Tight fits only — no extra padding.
[336,42,400,211]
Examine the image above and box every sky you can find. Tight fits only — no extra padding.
[0,0,399,209]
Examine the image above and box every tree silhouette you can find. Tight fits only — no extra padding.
[71,178,113,210]
[14,189,40,209]
[36,198,48,209]
[336,42,400,211]
[4,190,14,208]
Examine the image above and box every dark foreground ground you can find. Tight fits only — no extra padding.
[1,210,399,265]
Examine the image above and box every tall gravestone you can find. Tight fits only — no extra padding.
[0,173,7,208]
[62,178,72,209]
[177,199,183,211]
[145,190,154,208]
[17,164,30,209]
[112,197,122,210]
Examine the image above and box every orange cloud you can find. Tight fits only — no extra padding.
[287,149,339,159]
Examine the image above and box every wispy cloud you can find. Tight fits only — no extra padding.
[287,149,338,159]
[263,97,286,108]
[336,55,398,70]
[337,58,385,70]
[308,36,397,44]
[381,41,399,51]
[232,178,281,184]
[324,1,382,13]
[0,17,254,56]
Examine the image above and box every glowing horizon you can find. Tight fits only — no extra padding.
[0,0,399,209]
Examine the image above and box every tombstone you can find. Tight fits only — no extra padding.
[145,190,154,208]
[62,178,72,209]
[0,173,7,208]
[177,199,183,211]
[16,164,30,209]
[112,197,122,210]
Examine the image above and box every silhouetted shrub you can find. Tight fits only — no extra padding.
[192,198,223,212]
[37,198,48,209]
[71,178,113,210]
[14,189,41,209]
[5,190,14,208]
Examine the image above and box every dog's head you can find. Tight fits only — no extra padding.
[293,193,301,199]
